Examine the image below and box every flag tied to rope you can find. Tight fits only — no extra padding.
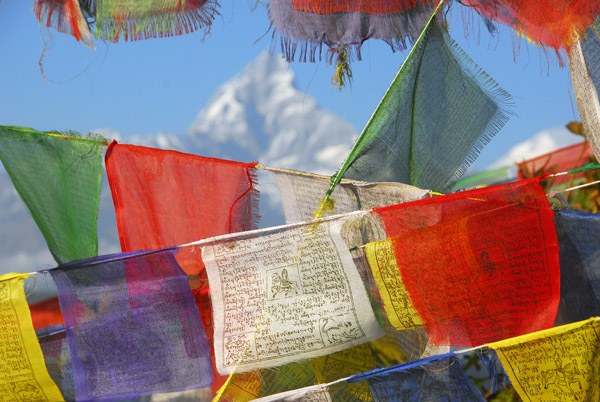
[334,17,510,192]
[49,250,212,401]
[489,318,600,402]
[93,0,219,41]
[269,0,435,63]
[0,126,105,265]
[553,210,600,326]
[0,273,65,401]
[375,178,560,346]
[462,0,600,49]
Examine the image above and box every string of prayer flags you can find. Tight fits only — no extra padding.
[269,0,435,63]
[0,126,106,265]
[375,178,561,346]
[569,25,600,162]
[332,16,511,192]
[553,209,600,326]
[349,354,486,402]
[48,249,212,400]
[517,141,595,185]
[201,211,383,375]
[488,318,600,401]
[462,0,600,50]
[270,168,428,224]
[0,273,65,401]
[34,0,95,48]
[93,0,219,42]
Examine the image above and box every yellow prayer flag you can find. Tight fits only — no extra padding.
[313,343,376,401]
[0,273,64,401]
[365,239,422,330]
[489,318,600,402]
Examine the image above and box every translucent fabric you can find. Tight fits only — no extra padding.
[337,18,510,192]
[375,179,560,346]
[269,0,435,62]
[553,209,600,325]
[92,0,219,41]
[0,126,105,265]
[49,250,212,400]
[463,0,600,49]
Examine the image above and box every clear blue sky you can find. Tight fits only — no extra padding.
[0,1,580,169]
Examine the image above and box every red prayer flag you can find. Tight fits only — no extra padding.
[516,141,594,185]
[375,179,560,346]
[105,141,259,262]
[29,297,64,330]
[106,142,259,391]
[462,0,600,50]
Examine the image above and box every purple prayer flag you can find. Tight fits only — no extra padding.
[49,249,212,401]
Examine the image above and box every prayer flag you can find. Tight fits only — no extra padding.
[271,168,428,223]
[37,324,75,401]
[201,212,383,374]
[0,126,105,265]
[105,141,259,275]
[93,0,219,41]
[49,250,212,400]
[517,142,594,184]
[489,318,600,402]
[34,0,95,47]
[0,273,64,401]
[365,239,422,331]
[375,179,560,346]
[553,209,600,325]
[335,17,510,191]
[350,354,485,402]
[463,0,600,50]
[269,0,435,62]
[569,26,600,162]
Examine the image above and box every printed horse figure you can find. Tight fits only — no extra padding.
[541,362,582,399]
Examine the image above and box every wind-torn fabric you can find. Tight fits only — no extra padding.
[517,141,594,184]
[350,354,485,402]
[37,324,75,401]
[569,26,600,161]
[270,168,429,223]
[375,179,561,346]
[49,250,212,401]
[336,18,511,192]
[462,0,600,50]
[92,0,219,41]
[269,0,435,62]
[201,211,383,375]
[489,318,600,402]
[34,0,95,48]
[0,273,65,401]
[553,210,600,326]
[0,126,105,265]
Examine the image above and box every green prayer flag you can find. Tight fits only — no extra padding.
[336,16,511,192]
[0,126,106,265]
[94,0,219,42]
